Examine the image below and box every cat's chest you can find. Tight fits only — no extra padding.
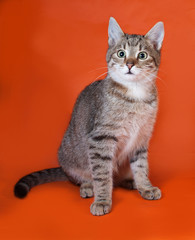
[120,110,151,143]
[114,102,157,163]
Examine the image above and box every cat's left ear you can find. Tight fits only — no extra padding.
[145,22,164,51]
[108,17,124,47]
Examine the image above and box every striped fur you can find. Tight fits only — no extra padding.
[14,17,164,216]
[14,167,67,198]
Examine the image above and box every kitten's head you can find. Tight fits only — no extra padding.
[106,17,164,85]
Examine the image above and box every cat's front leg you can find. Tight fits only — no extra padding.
[88,134,117,216]
[130,147,161,200]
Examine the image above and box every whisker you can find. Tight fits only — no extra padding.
[142,73,153,82]
[142,73,157,90]
[94,71,108,81]
[141,68,167,87]
[88,67,108,73]
[146,71,162,80]
[147,72,167,87]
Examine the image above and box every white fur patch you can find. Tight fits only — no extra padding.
[108,58,156,101]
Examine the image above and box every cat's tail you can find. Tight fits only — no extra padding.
[14,167,68,199]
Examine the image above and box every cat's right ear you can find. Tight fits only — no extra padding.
[108,17,124,47]
[145,22,164,51]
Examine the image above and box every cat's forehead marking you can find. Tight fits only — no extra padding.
[120,34,146,56]
[119,35,143,58]
[125,34,144,47]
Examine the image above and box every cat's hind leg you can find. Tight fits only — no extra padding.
[61,167,94,198]
[80,182,94,198]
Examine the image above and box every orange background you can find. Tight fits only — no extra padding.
[0,0,195,239]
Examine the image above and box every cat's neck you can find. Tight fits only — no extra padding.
[106,74,157,102]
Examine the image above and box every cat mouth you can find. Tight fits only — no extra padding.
[126,70,133,75]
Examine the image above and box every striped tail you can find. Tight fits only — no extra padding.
[14,167,68,199]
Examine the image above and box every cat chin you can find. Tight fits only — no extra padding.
[109,71,138,83]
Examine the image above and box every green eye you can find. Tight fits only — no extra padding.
[117,50,126,58]
[138,51,148,60]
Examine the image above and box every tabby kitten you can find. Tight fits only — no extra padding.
[14,17,164,216]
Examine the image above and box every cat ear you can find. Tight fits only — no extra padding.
[108,17,124,46]
[145,22,164,51]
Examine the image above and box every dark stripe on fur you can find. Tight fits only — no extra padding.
[135,148,147,156]
[130,157,139,164]
[92,135,118,142]
[152,56,158,67]
[135,38,142,47]
[130,148,147,163]
[89,145,96,149]
[14,167,67,198]
[91,153,112,161]
[93,177,108,182]
[137,165,144,168]
[95,171,109,176]
[144,97,157,105]
[97,198,107,202]
[92,164,102,171]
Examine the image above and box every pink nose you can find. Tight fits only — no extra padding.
[127,63,134,70]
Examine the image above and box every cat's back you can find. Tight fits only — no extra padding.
[62,79,105,142]
[58,79,106,169]
[78,79,105,108]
